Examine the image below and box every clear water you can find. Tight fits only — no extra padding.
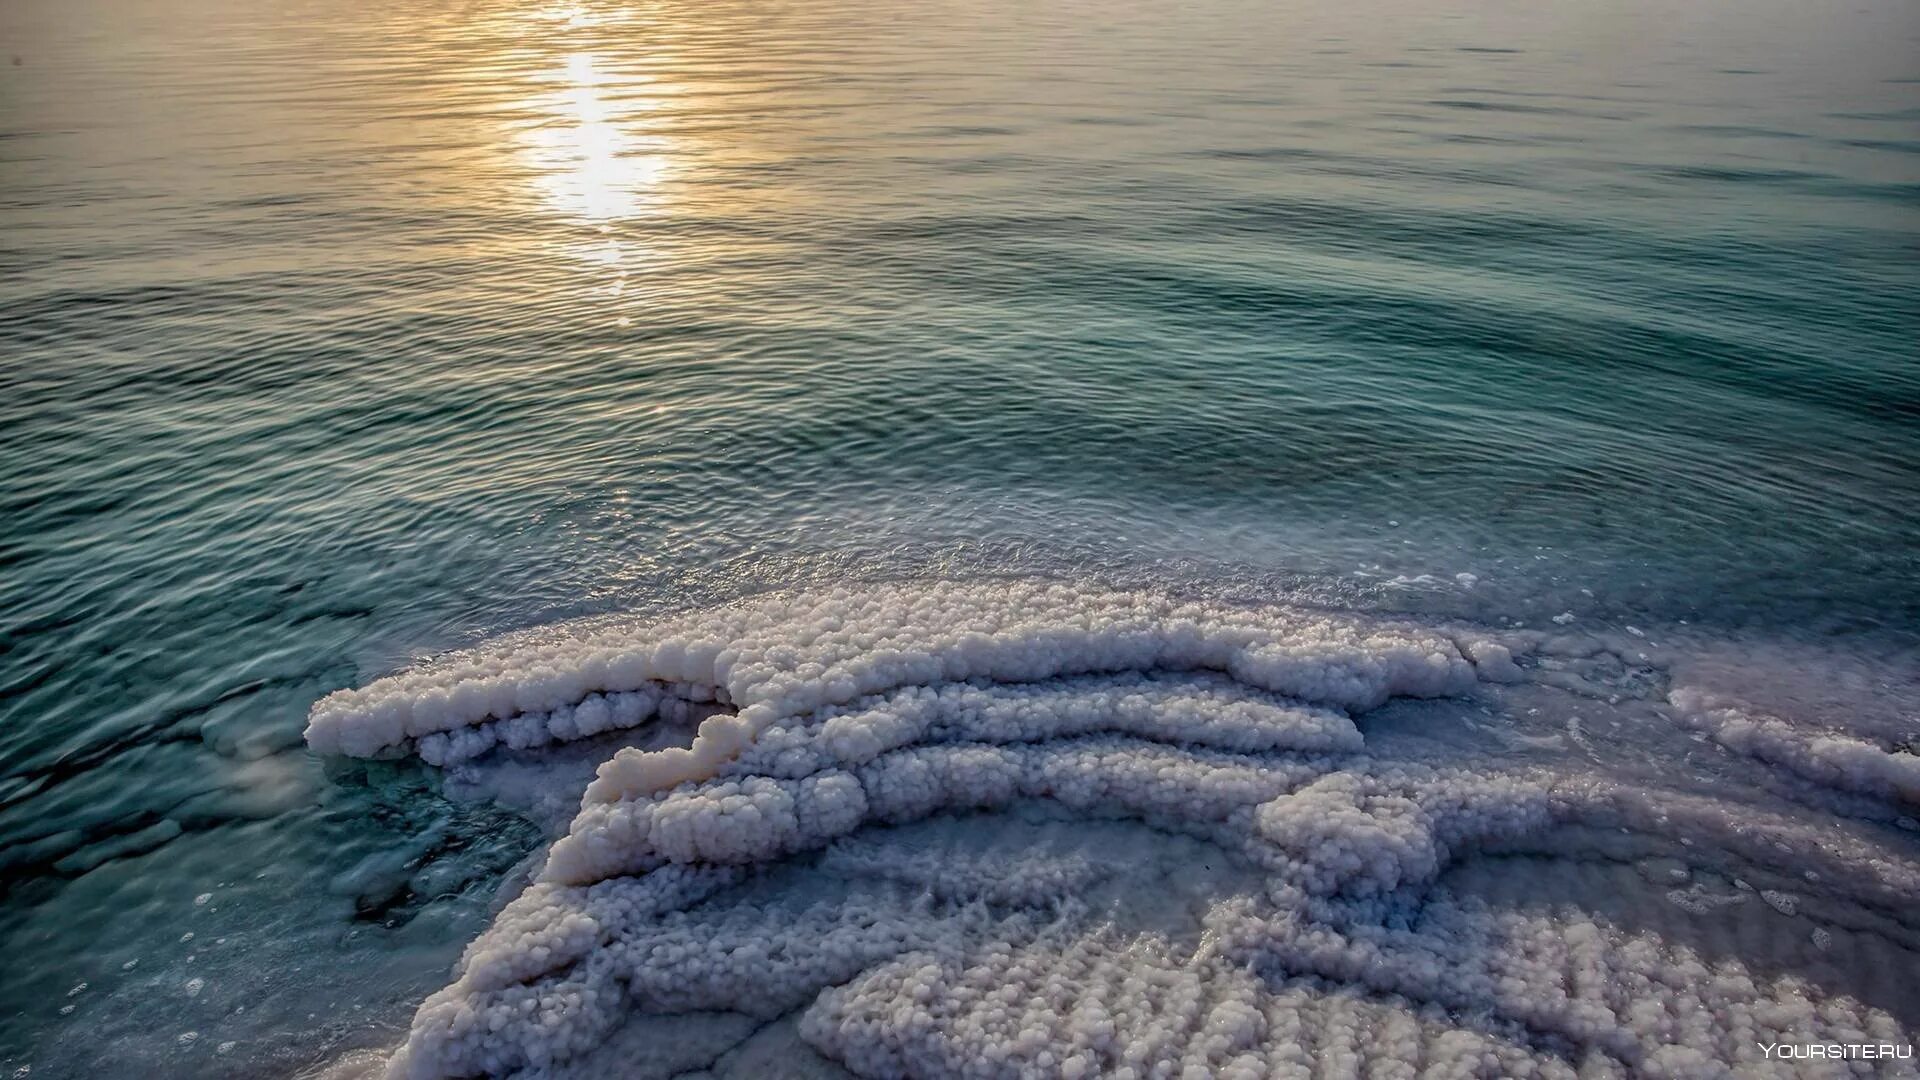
[2,0,1917,1074]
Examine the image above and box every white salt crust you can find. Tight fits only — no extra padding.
[305,583,1920,1079]
[1667,687,1920,807]
[308,582,1477,783]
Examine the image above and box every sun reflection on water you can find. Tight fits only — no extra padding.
[521,49,671,223]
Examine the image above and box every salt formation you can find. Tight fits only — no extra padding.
[1667,687,1920,807]
[306,582,1920,1079]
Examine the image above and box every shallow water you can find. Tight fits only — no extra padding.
[2,0,1918,1075]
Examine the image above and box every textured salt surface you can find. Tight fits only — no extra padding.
[305,582,1920,1078]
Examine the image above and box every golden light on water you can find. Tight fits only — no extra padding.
[521,49,672,223]
[469,0,801,294]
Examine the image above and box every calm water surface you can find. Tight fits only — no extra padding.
[2,0,1917,1073]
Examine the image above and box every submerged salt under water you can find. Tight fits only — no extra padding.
[2,0,1918,1074]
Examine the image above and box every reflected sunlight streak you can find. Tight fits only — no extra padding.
[522,49,670,223]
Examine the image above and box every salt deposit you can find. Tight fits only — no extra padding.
[305,582,1920,1079]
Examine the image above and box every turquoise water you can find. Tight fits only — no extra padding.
[2,0,1918,1074]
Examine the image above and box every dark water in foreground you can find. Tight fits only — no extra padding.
[2,0,1917,1073]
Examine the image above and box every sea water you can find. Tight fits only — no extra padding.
[2,0,1917,1075]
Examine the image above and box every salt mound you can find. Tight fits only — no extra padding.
[1667,686,1920,807]
[306,582,1920,1079]
[307,582,1477,784]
